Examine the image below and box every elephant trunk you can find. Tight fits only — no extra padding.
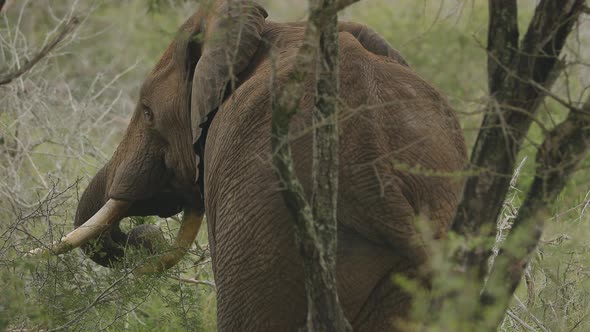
[73,166,130,267]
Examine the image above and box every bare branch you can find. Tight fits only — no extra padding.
[505,310,537,332]
[513,295,550,332]
[0,16,79,86]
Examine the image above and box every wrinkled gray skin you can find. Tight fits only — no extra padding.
[74,0,467,330]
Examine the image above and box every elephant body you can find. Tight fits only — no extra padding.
[64,2,466,331]
[205,22,466,331]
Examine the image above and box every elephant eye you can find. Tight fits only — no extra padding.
[143,106,153,122]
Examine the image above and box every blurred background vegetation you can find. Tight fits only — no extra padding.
[1,0,588,331]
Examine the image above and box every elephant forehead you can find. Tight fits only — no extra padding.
[142,64,183,98]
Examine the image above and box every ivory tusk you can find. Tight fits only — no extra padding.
[27,199,130,256]
[134,207,204,274]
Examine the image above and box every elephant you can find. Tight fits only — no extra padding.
[36,0,467,330]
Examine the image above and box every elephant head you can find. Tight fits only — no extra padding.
[31,0,268,272]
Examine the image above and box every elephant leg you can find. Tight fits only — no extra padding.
[206,180,307,331]
[336,159,433,330]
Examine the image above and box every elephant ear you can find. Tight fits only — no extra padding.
[190,0,268,148]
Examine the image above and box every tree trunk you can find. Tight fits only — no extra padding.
[479,96,590,329]
[429,0,587,329]
[270,0,358,330]
[304,0,348,330]
[452,0,585,282]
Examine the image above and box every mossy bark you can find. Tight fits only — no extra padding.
[270,0,356,331]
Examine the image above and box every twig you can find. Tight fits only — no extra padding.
[526,78,586,115]
[169,276,216,291]
[0,16,80,86]
[506,309,538,332]
[90,60,139,100]
[514,295,551,332]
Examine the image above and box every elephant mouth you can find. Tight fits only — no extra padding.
[28,189,204,274]
[125,191,185,219]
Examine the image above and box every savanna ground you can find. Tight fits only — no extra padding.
[1,1,589,331]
